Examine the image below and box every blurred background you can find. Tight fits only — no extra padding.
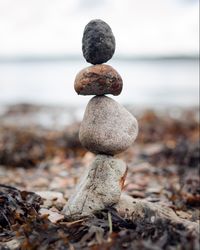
[0,3,200,248]
[0,0,199,109]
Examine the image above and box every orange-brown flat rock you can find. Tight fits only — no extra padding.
[74,64,123,96]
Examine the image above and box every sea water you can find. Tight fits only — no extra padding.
[0,59,199,108]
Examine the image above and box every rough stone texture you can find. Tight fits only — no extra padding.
[82,19,115,64]
[74,64,123,96]
[115,193,199,234]
[79,96,138,155]
[62,155,127,219]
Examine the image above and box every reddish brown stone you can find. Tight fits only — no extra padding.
[74,64,123,96]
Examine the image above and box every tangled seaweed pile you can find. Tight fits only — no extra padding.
[0,185,199,250]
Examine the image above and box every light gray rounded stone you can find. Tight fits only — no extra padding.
[63,154,127,219]
[79,96,138,155]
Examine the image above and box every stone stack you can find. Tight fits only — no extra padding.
[63,19,138,219]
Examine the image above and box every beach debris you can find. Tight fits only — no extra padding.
[0,185,199,250]
[82,19,115,64]
[115,193,199,234]
[35,191,66,207]
[39,208,64,223]
[0,184,41,230]
[63,20,138,219]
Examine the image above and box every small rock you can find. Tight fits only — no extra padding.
[130,190,145,198]
[82,19,115,64]
[31,177,49,188]
[79,96,138,155]
[74,64,123,96]
[3,239,20,250]
[39,208,64,223]
[36,191,64,201]
[141,143,163,156]
[36,191,66,207]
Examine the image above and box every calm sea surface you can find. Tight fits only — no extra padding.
[0,59,199,108]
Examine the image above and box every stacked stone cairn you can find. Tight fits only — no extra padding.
[63,19,138,219]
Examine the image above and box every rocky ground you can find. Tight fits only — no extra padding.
[0,104,199,250]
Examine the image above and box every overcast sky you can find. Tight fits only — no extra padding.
[0,0,199,57]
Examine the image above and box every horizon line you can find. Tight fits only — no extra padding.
[0,54,199,63]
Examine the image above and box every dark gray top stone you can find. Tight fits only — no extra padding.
[82,19,116,64]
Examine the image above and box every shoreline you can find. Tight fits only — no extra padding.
[0,103,199,134]
[0,55,199,63]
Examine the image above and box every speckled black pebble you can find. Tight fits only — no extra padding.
[82,19,115,65]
